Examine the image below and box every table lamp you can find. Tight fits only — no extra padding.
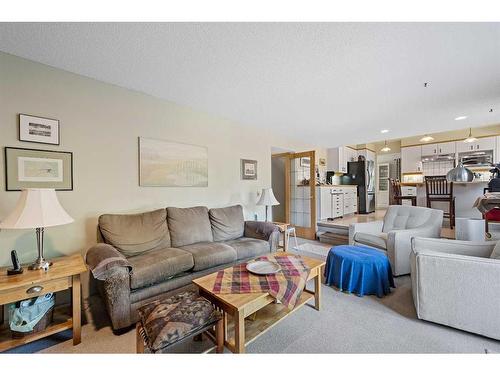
[256,188,280,221]
[0,188,74,270]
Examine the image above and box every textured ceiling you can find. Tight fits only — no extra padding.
[1,23,500,147]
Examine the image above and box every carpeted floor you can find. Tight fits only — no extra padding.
[7,241,500,354]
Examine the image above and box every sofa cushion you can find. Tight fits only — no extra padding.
[209,205,245,241]
[99,209,170,257]
[224,237,270,260]
[180,242,237,271]
[490,241,500,259]
[167,206,213,247]
[128,248,194,290]
[354,232,388,250]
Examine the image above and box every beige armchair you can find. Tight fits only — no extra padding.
[349,205,443,276]
[410,237,500,340]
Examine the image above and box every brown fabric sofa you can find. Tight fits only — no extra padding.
[86,204,279,330]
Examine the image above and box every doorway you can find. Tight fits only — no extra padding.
[271,150,317,240]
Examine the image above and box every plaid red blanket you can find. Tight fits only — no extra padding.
[211,255,311,310]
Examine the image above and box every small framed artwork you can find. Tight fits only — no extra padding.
[4,147,73,191]
[19,114,60,145]
[319,158,326,166]
[300,157,311,167]
[241,159,257,180]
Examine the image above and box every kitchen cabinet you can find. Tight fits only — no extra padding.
[327,147,358,173]
[401,145,422,173]
[316,186,358,220]
[456,136,496,153]
[421,141,455,156]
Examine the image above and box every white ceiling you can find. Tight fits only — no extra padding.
[1,23,500,148]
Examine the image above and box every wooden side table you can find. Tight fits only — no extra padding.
[0,254,87,352]
[272,222,291,251]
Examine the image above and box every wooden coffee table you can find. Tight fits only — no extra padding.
[193,252,325,353]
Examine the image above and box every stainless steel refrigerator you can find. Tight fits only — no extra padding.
[347,160,375,214]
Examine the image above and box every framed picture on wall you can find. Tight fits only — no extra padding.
[241,159,257,180]
[19,114,60,145]
[4,147,73,191]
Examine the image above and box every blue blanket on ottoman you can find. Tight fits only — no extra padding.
[324,245,395,297]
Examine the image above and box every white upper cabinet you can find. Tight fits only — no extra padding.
[327,147,358,173]
[401,145,422,173]
[456,136,496,153]
[438,141,456,155]
[421,141,456,156]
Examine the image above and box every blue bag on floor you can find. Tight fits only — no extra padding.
[9,293,55,333]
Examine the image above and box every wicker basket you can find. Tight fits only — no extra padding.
[11,306,54,338]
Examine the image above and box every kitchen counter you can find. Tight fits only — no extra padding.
[406,181,488,218]
[401,180,489,186]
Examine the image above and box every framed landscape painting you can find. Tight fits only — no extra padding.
[4,147,73,191]
[139,137,208,187]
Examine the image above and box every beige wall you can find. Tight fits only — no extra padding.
[0,52,324,297]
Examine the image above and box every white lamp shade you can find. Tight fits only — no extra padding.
[0,188,74,229]
[256,188,280,206]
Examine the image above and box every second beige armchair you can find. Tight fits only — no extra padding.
[349,205,443,276]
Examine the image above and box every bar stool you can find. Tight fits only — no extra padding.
[389,178,417,206]
[286,226,299,251]
[425,175,455,229]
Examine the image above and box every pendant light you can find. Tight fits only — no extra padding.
[419,134,434,142]
[463,128,477,143]
[446,162,474,182]
[380,140,391,153]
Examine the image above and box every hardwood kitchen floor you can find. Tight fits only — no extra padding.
[319,209,455,239]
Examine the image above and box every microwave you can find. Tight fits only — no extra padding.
[459,150,493,167]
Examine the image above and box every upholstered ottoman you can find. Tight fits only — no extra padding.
[324,245,395,297]
[136,291,223,353]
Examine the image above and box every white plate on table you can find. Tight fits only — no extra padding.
[246,260,281,275]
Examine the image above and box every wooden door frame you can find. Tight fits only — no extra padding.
[271,152,292,224]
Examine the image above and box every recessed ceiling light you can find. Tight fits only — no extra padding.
[455,116,467,121]
[380,129,389,134]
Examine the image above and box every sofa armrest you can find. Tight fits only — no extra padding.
[86,243,133,281]
[411,237,495,258]
[385,225,440,276]
[411,249,500,340]
[244,221,280,252]
[349,221,384,245]
[86,243,133,330]
[99,267,132,330]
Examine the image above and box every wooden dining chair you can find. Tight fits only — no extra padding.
[424,175,455,229]
[389,178,417,206]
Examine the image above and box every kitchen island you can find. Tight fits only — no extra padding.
[402,180,488,219]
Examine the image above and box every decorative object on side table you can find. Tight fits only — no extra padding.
[240,159,257,180]
[256,187,280,221]
[7,250,23,275]
[4,147,73,191]
[19,114,60,145]
[0,189,74,270]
